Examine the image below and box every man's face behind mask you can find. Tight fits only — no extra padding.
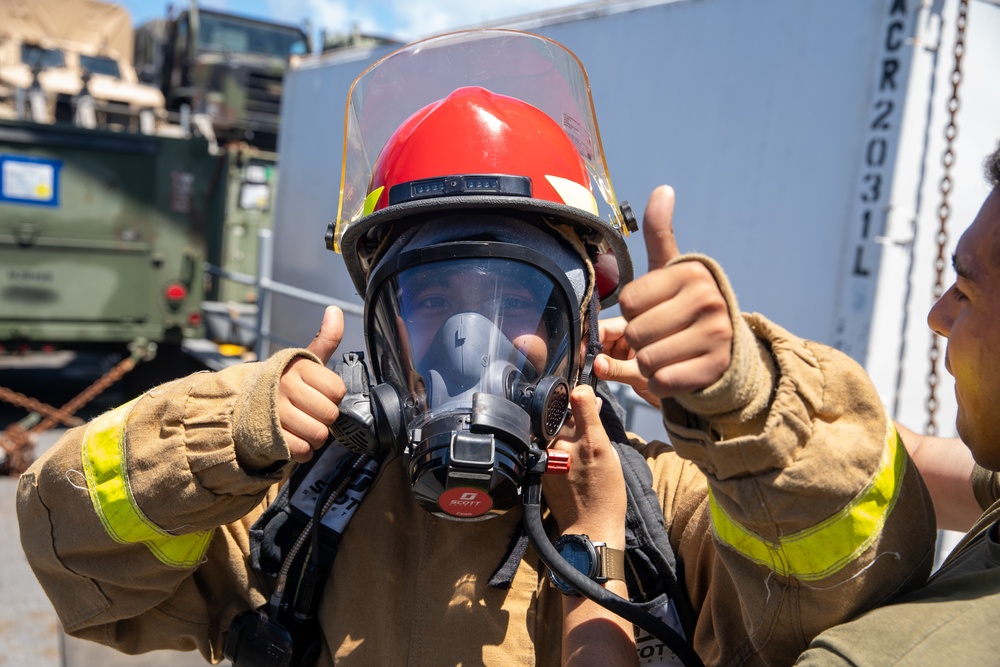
[367,246,578,426]
[401,259,556,372]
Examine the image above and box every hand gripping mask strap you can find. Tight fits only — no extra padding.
[487,382,698,664]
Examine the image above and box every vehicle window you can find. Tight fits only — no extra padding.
[21,44,65,69]
[79,55,122,78]
[197,14,307,58]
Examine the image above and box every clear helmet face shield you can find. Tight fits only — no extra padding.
[365,242,581,520]
[333,29,625,249]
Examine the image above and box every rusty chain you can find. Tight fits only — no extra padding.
[0,351,142,476]
[0,386,86,429]
[926,0,968,435]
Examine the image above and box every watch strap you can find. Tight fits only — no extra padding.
[549,534,627,594]
[595,544,626,583]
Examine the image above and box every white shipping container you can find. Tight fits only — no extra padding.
[268,0,1000,450]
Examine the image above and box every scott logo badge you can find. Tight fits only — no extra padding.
[438,488,493,518]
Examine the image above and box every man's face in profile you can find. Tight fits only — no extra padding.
[927,187,1000,470]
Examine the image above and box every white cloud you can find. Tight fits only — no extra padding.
[123,0,585,42]
[389,0,585,39]
[266,0,585,42]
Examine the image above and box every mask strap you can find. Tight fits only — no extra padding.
[586,288,601,355]
[579,289,602,387]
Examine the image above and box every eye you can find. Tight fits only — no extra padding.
[500,294,537,311]
[950,283,968,302]
[403,285,453,318]
[415,294,451,310]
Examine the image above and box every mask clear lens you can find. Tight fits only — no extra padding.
[369,254,575,427]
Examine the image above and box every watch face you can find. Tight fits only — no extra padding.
[549,535,597,594]
[560,540,596,576]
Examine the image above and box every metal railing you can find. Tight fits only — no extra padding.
[203,228,363,360]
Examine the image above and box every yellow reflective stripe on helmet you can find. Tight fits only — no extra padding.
[708,421,905,581]
[81,398,213,569]
[362,186,384,217]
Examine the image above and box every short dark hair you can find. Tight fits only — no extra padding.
[984,145,1000,269]
[985,144,1000,187]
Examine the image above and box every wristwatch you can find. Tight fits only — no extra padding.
[548,533,626,596]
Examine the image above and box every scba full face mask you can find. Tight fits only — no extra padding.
[365,234,582,521]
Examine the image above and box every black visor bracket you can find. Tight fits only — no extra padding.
[388,174,532,206]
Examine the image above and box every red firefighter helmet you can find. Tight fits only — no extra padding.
[329,30,636,305]
[368,86,593,217]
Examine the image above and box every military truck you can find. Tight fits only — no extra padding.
[130,4,309,354]
[0,118,222,352]
[0,0,252,396]
[134,4,310,152]
[0,0,167,131]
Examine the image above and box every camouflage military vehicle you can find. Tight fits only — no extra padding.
[0,114,228,386]
[0,1,237,393]
[0,0,288,391]
[134,5,310,151]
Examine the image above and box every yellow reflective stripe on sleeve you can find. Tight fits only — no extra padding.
[81,398,213,569]
[708,421,905,581]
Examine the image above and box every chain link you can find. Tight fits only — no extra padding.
[926,0,968,435]
[0,353,140,476]
[0,386,86,429]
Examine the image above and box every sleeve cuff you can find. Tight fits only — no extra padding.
[232,347,322,472]
[662,254,777,420]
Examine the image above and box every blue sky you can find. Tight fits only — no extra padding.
[117,0,585,44]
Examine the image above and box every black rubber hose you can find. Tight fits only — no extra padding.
[522,476,705,667]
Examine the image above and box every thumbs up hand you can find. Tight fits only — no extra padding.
[613,186,733,399]
[278,306,348,462]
